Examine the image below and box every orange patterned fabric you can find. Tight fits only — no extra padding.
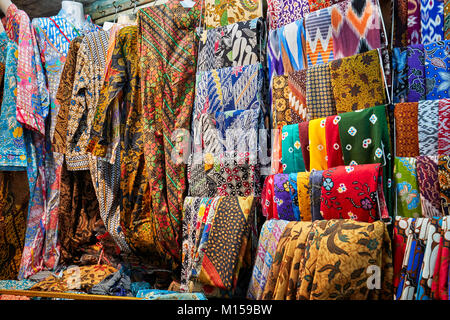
[394,102,420,157]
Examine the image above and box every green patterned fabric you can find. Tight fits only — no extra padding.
[394,157,422,218]
[281,123,305,173]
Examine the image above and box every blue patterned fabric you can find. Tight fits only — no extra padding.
[425,40,450,99]
[289,173,301,221]
[0,37,27,170]
[136,289,207,300]
[277,18,307,72]
[393,47,408,103]
[421,0,444,45]
[0,279,36,290]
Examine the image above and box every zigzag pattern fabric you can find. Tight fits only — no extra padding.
[305,7,334,67]
[330,0,382,60]
[421,0,444,44]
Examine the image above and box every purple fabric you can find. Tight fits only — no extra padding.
[407,0,421,44]
[268,29,284,80]
[274,174,295,221]
[276,0,310,29]
[407,44,426,102]
[416,155,442,217]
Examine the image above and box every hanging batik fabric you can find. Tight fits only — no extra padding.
[309,118,328,171]
[274,174,296,221]
[330,0,382,60]
[281,124,305,173]
[296,172,312,221]
[418,99,439,155]
[431,217,450,299]
[394,157,422,218]
[204,0,263,29]
[305,7,334,67]
[439,98,450,154]
[277,19,307,73]
[330,49,386,113]
[306,64,336,119]
[438,155,450,215]
[421,0,444,44]
[261,175,279,220]
[0,40,27,170]
[408,0,421,44]
[267,0,310,30]
[197,18,266,72]
[424,40,450,100]
[394,102,420,157]
[446,0,450,39]
[247,219,290,300]
[407,44,426,102]
[139,1,202,270]
[392,47,408,103]
[393,217,413,294]
[320,164,389,222]
[325,115,344,168]
[310,170,324,221]
[416,155,442,217]
[393,0,408,47]
[298,121,310,171]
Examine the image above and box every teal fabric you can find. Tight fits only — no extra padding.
[281,123,305,173]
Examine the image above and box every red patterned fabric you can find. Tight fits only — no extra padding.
[298,121,310,172]
[325,115,344,168]
[439,98,450,155]
[261,175,279,220]
[320,164,389,222]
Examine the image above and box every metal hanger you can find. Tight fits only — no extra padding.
[113,1,122,23]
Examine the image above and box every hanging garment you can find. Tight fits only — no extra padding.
[393,217,414,294]
[320,164,388,222]
[306,64,336,119]
[305,7,334,67]
[268,0,310,30]
[204,0,263,29]
[394,157,422,218]
[416,217,444,300]
[408,0,421,44]
[438,155,450,215]
[0,40,27,170]
[197,18,266,72]
[439,98,450,154]
[272,69,307,129]
[277,19,307,73]
[310,170,324,221]
[281,123,305,173]
[421,0,444,44]
[416,155,442,218]
[139,1,202,270]
[0,172,28,280]
[394,102,420,157]
[330,49,386,113]
[309,118,328,171]
[424,40,450,100]
[330,0,382,60]
[418,99,439,155]
[298,121,310,171]
[407,44,426,102]
[296,219,393,300]
[392,47,408,103]
[197,196,254,291]
[325,115,344,168]
[247,219,290,300]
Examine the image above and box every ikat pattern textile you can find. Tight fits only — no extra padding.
[418,99,439,155]
[421,0,444,44]
[408,0,421,44]
[305,7,334,67]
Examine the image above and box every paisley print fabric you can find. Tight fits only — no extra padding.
[407,44,426,102]
[416,155,442,218]
[418,99,439,155]
[394,157,422,218]
[204,0,263,29]
[330,49,386,113]
[424,40,450,100]
[394,102,420,157]
[268,0,310,30]
[197,18,266,72]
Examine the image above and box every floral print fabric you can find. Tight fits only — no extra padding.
[407,44,426,102]
[394,157,422,218]
[424,40,450,100]
[204,0,263,29]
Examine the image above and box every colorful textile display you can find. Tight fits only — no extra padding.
[394,157,422,218]
[418,99,439,155]
[394,102,420,157]
[439,98,450,154]
[424,40,450,100]
[416,155,442,217]
[204,0,263,29]
[407,44,426,102]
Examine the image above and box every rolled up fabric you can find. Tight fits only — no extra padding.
[281,123,306,173]
[298,121,310,171]
[274,174,296,221]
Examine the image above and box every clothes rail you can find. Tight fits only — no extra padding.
[0,289,144,300]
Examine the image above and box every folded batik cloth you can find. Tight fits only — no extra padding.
[281,123,306,173]
[320,164,389,222]
[197,18,266,72]
[424,40,450,100]
[407,44,426,102]
[394,157,422,218]
[438,155,450,215]
[204,0,263,29]
[418,99,439,155]
[306,63,337,119]
[392,47,408,103]
[416,155,442,217]
[394,102,420,157]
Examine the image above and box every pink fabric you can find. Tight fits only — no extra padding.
[439,98,450,155]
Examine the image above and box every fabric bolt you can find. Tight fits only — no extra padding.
[306,64,336,120]
[418,99,439,155]
[394,102,420,157]
[281,123,305,173]
[296,219,393,300]
[330,49,386,113]
[204,0,263,29]
[320,164,388,222]
[394,157,422,218]
[305,7,334,67]
[198,196,254,291]
[330,0,382,60]
[416,217,443,300]
[393,217,414,294]
[416,155,442,218]
[197,18,266,72]
[392,47,408,103]
[296,172,312,221]
[438,155,450,215]
[278,19,307,73]
[421,0,444,44]
[408,0,421,44]
[325,115,344,168]
[247,219,289,300]
[274,174,295,221]
[89,270,133,297]
[424,41,450,100]
[310,170,324,221]
[309,118,328,171]
[407,44,426,102]
[439,99,450,154]
[298,121,310,171]
[0,40,27,169]
[138,1,202,271]
[396,218,428,299]
[394,0,408,47]
[261,175,279,220]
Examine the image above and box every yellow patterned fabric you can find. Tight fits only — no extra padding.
[308,118,328,171]
[204,0,263,28]
[297,172,311,221]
